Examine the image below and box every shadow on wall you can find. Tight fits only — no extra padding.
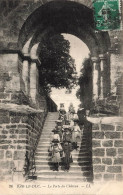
[78,120,93,183]
[46,96,58,112]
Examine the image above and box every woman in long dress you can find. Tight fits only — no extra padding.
[62,141,73,171]
[63,128,72,142]
[55,125,63,142]
[72,121,81,149]
[50,142,63,171]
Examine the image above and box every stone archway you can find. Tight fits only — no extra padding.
[17,1,110,102]
[1,0,123,184]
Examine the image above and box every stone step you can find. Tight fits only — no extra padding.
[35,169,91,174]
[35,171,85,176]
[43,126,56,128]
[37,143,87,147]
[45,118,57,120]
[36,174,87,179]
[43,125,56,127]
[40,134,52,136]
[44,120,56,122]
[35,156,91,161]
[35,152,90,158]
[36,148,88,152]
[35,158,90,163]
[41,130,54,133]
[35,174,88,179]
[37,143,86,146]
[36,165,90,171]
[40,135,87,139]
[42,129,55,130]
[36,144,86,148]
[38,139,86,142]
[44,121,56,122]
[43,125,56,126]
[38,138,51,141]
[36,177,87,182]
[35,151,90,156]
[36,148,88,153]
[35,161,91,166]
[45,116,57,118]
[36,142,84,147]
[45,119,57,121]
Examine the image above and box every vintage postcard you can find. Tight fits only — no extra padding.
[0,0,123,195]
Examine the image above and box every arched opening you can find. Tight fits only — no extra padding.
[18,0,110,106]
[16,0,111,182]
[50,33,90,112]
[19,1,109,56]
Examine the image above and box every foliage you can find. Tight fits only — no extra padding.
[92,97,120,115]
[38,35,77,94]
[76,56,92,109]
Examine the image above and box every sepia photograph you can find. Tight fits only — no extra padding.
[0,0,123,194]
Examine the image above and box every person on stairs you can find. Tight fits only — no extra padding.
[50,129,60,143]
[62,141,73,171]
[72,120,81,150]
[55,121,64,142]
[50,140,63,171]
[58,104,66,125]
[63,128,72,143]
[55,125,63,142]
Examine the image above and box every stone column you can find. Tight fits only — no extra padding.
[22,60,30,95]
[91,57,100,100]
[99,54,110,98]
[0,53,21,92]
[30,61,38,103]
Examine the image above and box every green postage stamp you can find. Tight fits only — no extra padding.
[93,0,122,30]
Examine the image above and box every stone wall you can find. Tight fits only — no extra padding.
[92,119,123,182]
[0,109,47,181]
[0,51,57,181]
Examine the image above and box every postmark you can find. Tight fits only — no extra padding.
[93,0,122,31]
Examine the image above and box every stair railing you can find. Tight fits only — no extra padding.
[23,150,36,180]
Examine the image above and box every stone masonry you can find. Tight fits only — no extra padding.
[0,108,47,181]
[92,121,123,182]
[0,50,57,181]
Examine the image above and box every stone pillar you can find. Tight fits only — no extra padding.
[91,57,100,100]
[99,54,110,98]
[0,52,30,104]
[0,53,21,92]
[22,60,30,95]
[30,61,39,103]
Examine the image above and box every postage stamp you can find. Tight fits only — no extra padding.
[93,0,122,31]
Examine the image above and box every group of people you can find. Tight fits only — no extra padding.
[48,105,82,172]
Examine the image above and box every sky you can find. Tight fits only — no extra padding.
[51,34,90,112]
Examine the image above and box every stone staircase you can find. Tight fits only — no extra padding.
[34,112,93,182]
